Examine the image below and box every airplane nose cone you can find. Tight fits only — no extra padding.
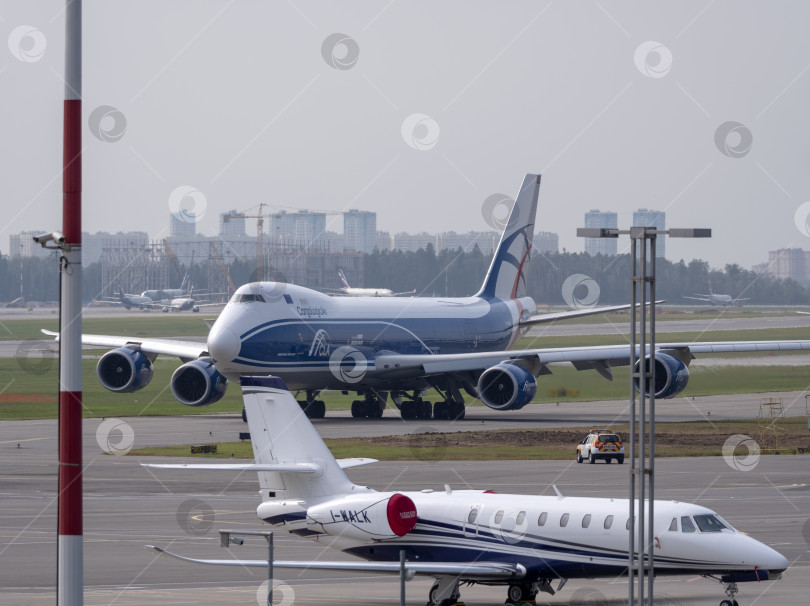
[208,325,240,363]
[765,550,790,573]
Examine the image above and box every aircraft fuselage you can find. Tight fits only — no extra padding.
[208,283,536,390]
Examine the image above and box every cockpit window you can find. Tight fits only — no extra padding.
[693,514,729,533]
[681,516,696,533]
[230,293,266,303]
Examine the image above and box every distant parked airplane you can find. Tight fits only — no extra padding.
[333,269,415,297]
[109,287,154,311]
[142,274,191,302]
[684,282,749,307]
[159,288,223,313]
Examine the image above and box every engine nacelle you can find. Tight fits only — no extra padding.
[306,493,417,540]
[477,363,537,410]
[96,348,154,393]
[633,353,690,399]
[170,357,228,407]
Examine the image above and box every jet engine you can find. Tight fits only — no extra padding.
[306,493,417,540]
[477,363,537,410]
[96,348,154,393]
[170,357,228,407]
[633,353,690,399]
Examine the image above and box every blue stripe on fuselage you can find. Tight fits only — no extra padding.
[236,298,516,364]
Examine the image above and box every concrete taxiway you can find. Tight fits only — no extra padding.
[1,402,809,605]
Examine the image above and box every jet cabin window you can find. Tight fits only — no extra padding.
[537,512,548,526]
[582,514,591,528]
[467,509,479,524]
[681,516,696,533]
[560,513,570,527]
[494,510,504,524]
[230,293,266,303]
[603,515,614,530]
[694,514,729,533]
[516,511,526,525]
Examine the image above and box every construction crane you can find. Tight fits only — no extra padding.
[223,203,268,281]
[209,241,236,294]
[163,239,183,281]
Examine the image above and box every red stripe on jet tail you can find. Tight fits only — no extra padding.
[509,243,532,299]
[58,390,83,536]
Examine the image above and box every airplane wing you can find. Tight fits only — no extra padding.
[683,296,711,302]
[519,301,660,326]
[42,329,207,360]
[141,458,378,472]
[148,545,525,580]
[369,339,810,379]
[142,462,323,473]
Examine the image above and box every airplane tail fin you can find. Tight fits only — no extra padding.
[708,281,713,296]
[476,174,541,299]
[242,376,355,500]
[338,269,350,289]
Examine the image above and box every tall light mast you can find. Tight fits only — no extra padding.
[59,0,84,603]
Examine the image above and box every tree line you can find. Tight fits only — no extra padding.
[2,246,808,306]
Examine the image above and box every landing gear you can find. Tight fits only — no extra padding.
[297,390,326,419]
[427,578,461,606]
[350,391,385,418]
[428,377,466,420]
[719,581,739,606]
[432,400,465,420]
[400,397,432,420]
[506,582,538,604]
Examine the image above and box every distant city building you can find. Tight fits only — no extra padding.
[633,208,666,258]
[753,248,810,283]
[533,231,559,254]
[322,231,345,253]
[437,231,499,254]
[584,210,618,256]
[393,232,437,252]
[170,211,196,239]
[375,231,393,252]
[9,231,51,259]
[219,210,246,239]
[85,231,150,265]
[270,210,327,249]
[344,210,377,253]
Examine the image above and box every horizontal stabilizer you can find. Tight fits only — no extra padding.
[337,457,379,469]
[140,462,322,473]
[520,300,666,326]
[147,545,526,579]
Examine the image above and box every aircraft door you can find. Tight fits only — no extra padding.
[464,504,482,537]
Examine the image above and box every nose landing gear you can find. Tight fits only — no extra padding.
[720,580,739,606]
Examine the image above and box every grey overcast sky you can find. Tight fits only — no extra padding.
[2,1,809,269]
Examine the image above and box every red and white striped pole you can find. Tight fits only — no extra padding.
[59,0,83,604]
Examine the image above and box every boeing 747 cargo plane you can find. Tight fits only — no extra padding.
[48,174,810,419]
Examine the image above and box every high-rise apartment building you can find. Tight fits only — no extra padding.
[584,210,618,256]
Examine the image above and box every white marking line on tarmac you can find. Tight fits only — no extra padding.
[0,436,51,444]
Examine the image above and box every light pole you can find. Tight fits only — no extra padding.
[577,226,710,605]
